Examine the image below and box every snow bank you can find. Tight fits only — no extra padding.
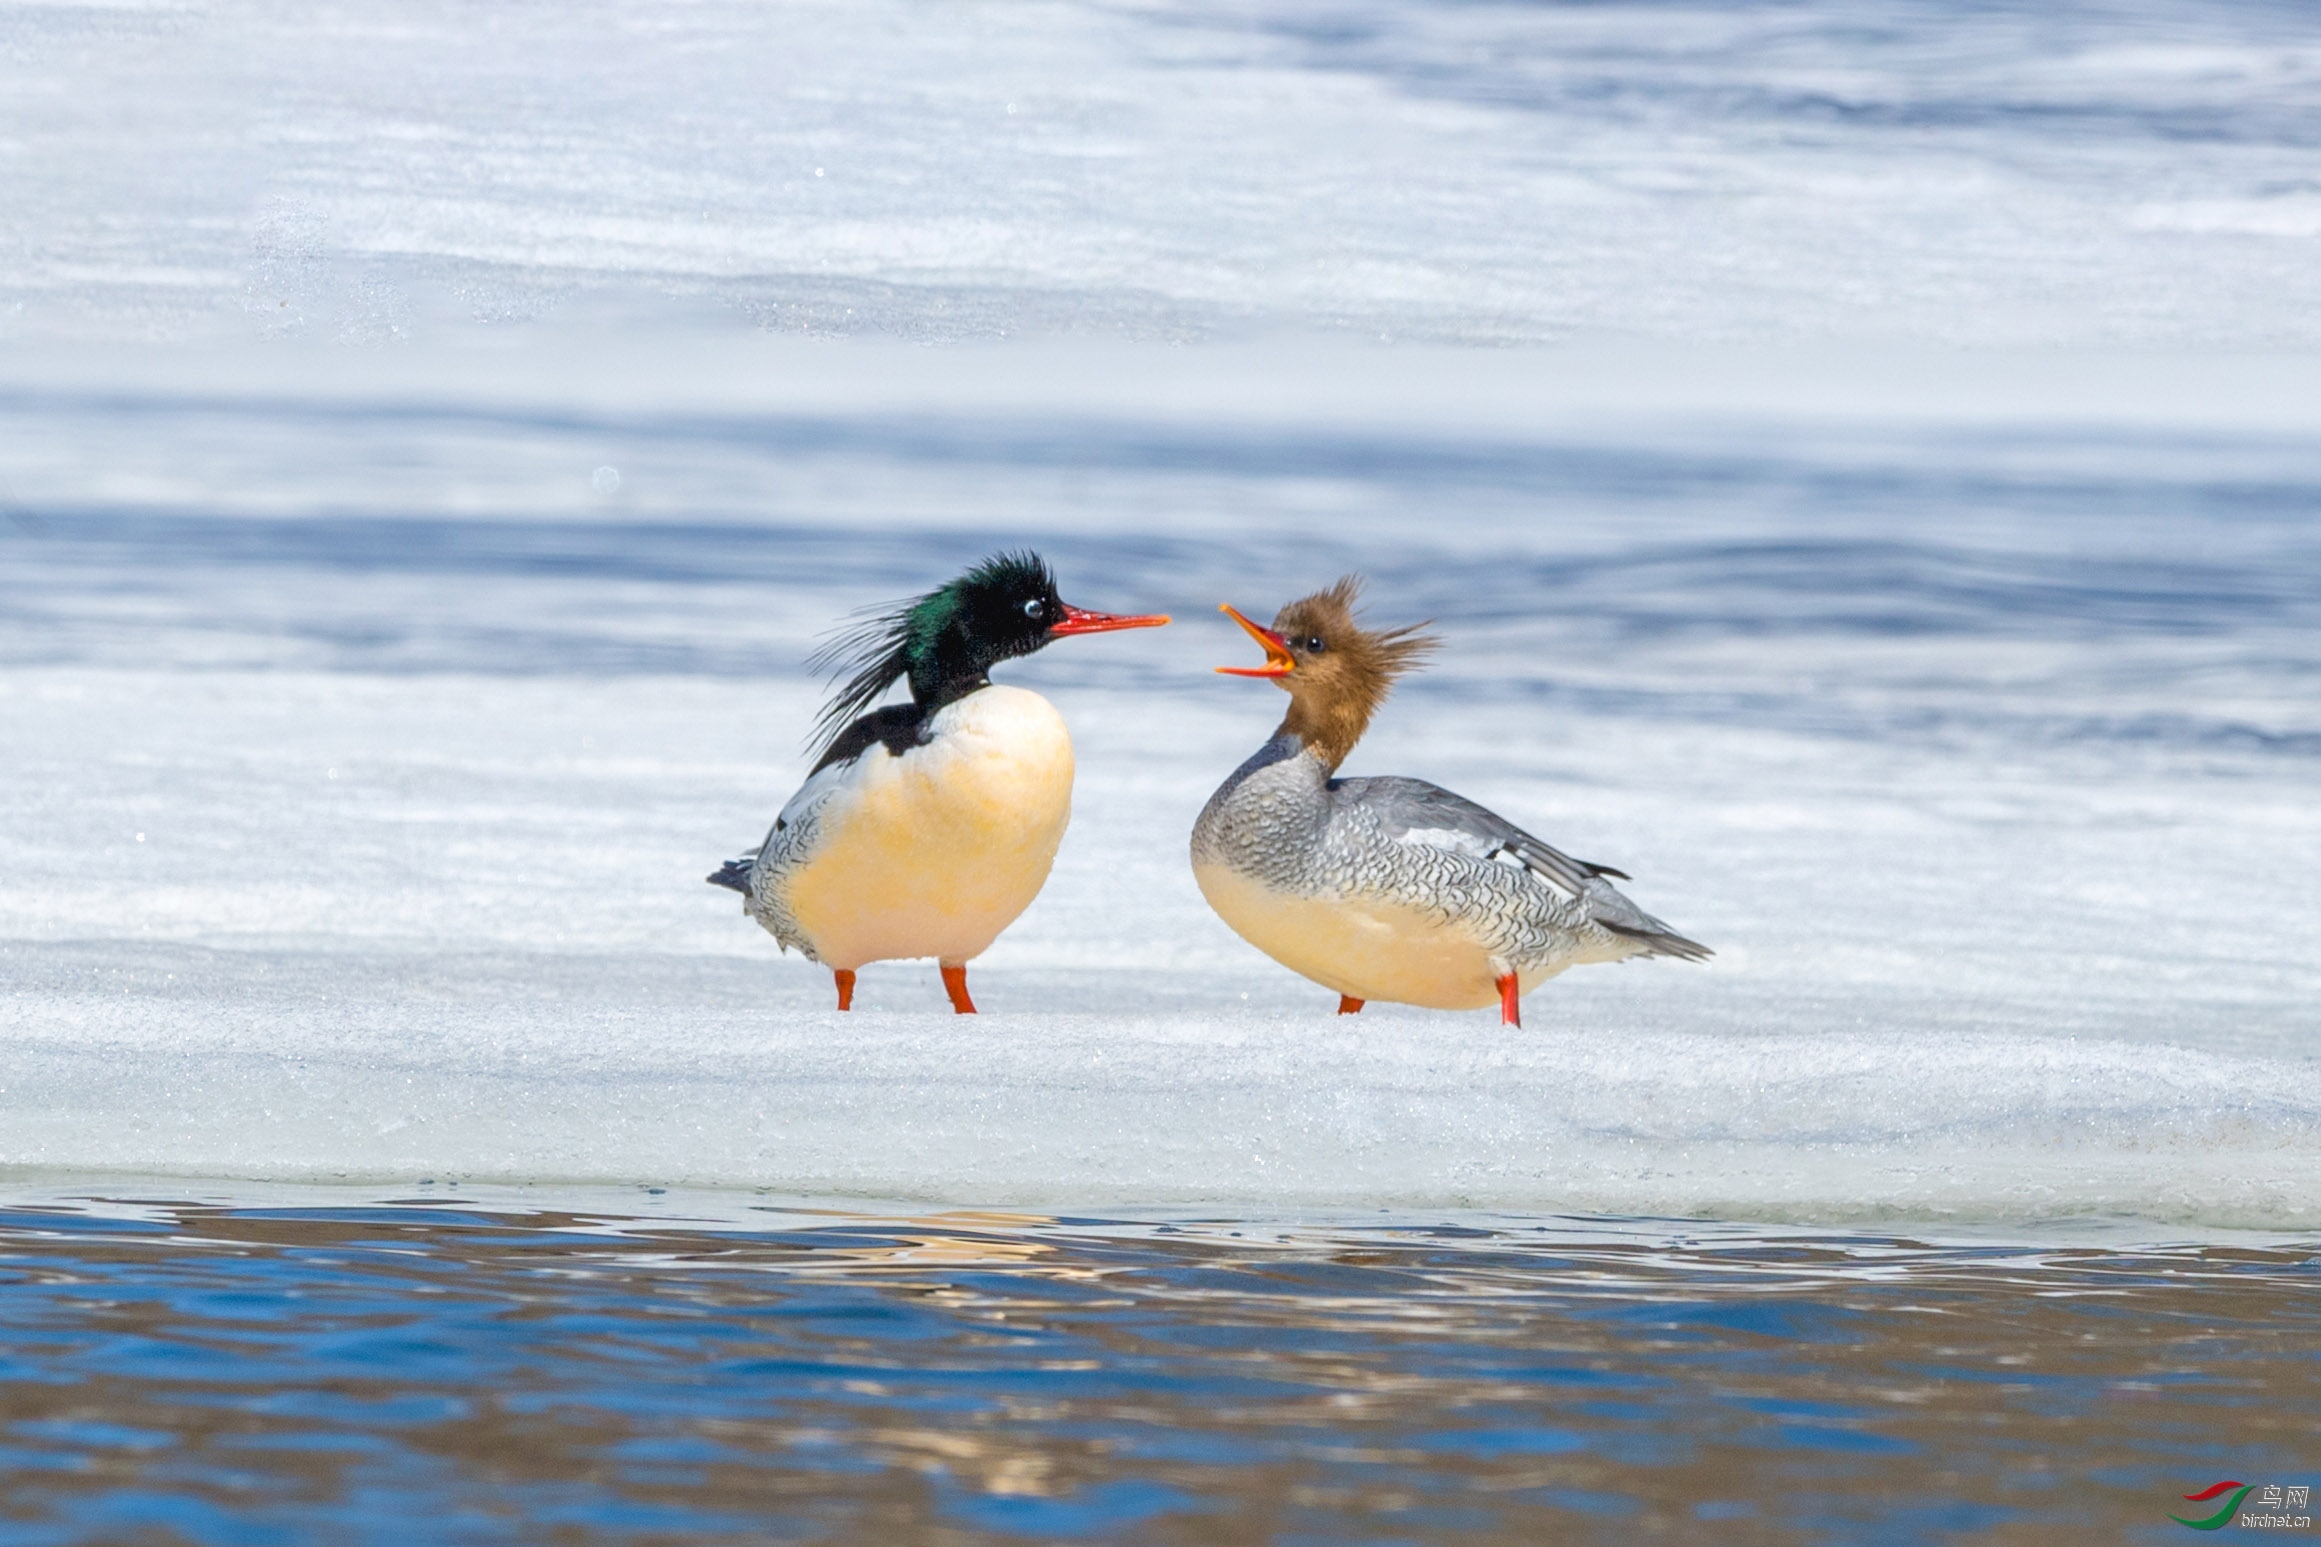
[6,969,2318,1226]
[3,337,2317,1224]
[4,0,2318,1223]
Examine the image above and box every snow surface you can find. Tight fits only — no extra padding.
[10,0,2321,345]
[5,333,2317,1223]
[2,0,2318,1223]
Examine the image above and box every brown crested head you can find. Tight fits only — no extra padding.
[1217,575,1438,770]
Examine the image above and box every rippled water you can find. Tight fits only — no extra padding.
[0,1189,2314,1544]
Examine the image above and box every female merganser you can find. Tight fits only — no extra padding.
[710,552,1168,1013]
[1192,577,1707,1026]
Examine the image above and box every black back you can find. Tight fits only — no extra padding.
[809,702,929,775]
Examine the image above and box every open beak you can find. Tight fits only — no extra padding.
[1215,603,1295,677]
[1048,601,1172,637]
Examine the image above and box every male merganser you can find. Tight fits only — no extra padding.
[710,552,1168,1012]
[1192,577,1707,1026]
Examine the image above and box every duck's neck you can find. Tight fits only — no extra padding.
[1276,692,1374,774]
[908,642,995,715]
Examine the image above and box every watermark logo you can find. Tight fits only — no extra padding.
[2171,1482,2313,1531]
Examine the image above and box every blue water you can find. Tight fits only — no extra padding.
[0,1192,2313,1543]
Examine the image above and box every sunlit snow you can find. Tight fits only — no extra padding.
[2,0,2317,1224]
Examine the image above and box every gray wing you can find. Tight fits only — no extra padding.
[1335,776,1628,895]
[1335,776,1712,961]
[708,745,858,898]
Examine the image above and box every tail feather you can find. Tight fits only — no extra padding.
[706,858,754,894]
[1597,918,1713,962]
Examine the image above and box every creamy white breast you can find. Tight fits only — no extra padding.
[778,685,1075,970]
[1193,861,1569,1010]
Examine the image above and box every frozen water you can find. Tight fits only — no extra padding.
[8,0,2321,344]
[2,0,2318,1224]
[3,334,2317,1224]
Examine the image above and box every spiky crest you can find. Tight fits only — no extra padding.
[803,551,1059,757]
[1268,575,1438,770]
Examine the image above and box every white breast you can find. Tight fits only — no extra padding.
[1195,861,1540,1009]
[767,685,1075,970]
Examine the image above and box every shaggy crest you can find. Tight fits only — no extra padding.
[1267,575,1438,769]
[804,551,1059,757]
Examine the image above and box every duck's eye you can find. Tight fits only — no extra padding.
[1305,635,1326,653]
[1022,598,1046,619]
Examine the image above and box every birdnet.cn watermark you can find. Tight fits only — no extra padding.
[2170,1483,2313,1532]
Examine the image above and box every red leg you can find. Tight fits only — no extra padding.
[834,969,855,1011]
[1496,972,1521,1028]
[1337,995,1365,1015]
[941,963,977,1015]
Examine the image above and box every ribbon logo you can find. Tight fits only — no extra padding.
[2171,1481,2254,1531]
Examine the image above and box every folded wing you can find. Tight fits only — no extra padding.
[1337,775,1712,961]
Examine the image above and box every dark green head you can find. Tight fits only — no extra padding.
[807,551,1169,754]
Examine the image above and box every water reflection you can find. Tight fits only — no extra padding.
[0,1196,2312,1542]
